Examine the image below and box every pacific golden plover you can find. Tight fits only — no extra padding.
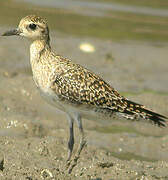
[2,15,167,172]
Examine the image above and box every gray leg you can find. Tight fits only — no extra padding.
[67,115,74,161]
[68,114,86,174]
[75,114,86,157]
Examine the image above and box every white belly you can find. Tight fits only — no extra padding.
[38,87,117,123]
[38,87,67,112]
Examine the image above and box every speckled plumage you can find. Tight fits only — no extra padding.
[30,40,167,126]
[2,15,167,173]
[28,37,167,126]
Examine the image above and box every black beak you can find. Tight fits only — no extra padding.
[2,29,21,36]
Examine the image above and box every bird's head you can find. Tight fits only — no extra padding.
[2,15,50,42]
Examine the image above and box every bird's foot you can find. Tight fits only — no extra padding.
[66,139,87,174]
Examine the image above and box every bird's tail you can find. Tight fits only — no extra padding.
[121,99,168,127]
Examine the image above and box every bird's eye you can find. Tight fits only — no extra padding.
[29,23,37,30]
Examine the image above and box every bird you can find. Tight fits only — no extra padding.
[2,15,167,173]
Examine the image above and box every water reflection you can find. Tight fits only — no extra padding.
[79,43,95,53]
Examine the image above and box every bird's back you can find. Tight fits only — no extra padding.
[30,46,167,127]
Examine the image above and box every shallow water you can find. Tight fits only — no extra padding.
[1,0,168,42]
[17,0,168,17]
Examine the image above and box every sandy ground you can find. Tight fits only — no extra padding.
[0,30,168,179]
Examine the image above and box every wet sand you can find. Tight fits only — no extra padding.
[0,0,168,179]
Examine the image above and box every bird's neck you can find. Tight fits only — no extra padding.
[30,39,51,61]
[30,39,52,88]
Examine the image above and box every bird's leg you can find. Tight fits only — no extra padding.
[68,114,86,174]
[66,115,74,168]
[67,116,74,161]
[76,114,86,158]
